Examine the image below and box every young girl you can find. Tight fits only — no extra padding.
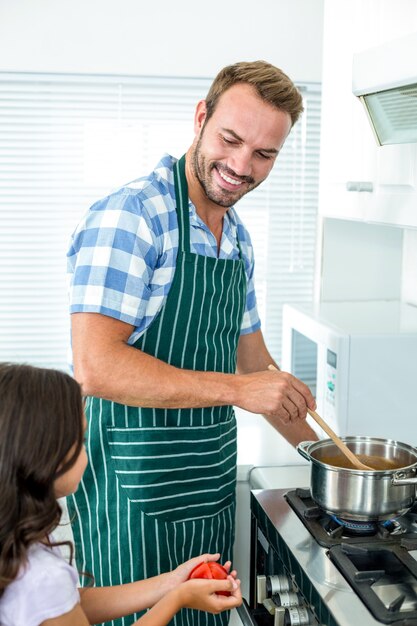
[0,363,242,626]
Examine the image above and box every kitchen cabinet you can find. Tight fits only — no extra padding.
[319,0,417,228]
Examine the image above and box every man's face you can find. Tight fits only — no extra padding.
[191,83,292,208]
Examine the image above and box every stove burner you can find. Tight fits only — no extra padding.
[330,515,378,536]
[285,488,417,548]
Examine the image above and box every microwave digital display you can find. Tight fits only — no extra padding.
[326,349,337,368]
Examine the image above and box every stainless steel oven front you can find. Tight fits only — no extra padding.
[237,487,417,626]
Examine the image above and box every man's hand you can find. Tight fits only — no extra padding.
[234,368,316,424]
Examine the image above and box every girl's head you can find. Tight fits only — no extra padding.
[0,362,86,593]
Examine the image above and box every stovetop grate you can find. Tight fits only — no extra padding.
[329,542,417,624]
[285,488,417,549]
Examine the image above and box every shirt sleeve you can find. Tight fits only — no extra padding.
[0,547,80,626]
[67,189,160,327]
[235,220,261,335]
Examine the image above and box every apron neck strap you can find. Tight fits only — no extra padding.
[174,154,244,260]
[173,155,190,253]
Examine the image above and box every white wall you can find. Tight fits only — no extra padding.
[0,0,323,82]
[403,229,417,305]
[320,219,404,302]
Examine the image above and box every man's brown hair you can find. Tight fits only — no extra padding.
[205,60,304,127]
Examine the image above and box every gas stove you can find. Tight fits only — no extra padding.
[286,488,417,548]
[238,487,417,626]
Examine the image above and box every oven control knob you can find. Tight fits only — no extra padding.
[284,605,315,625]
[266,574,293,595]
[273,591,304,607]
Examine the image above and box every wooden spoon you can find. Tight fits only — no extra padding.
[267,364,373,470]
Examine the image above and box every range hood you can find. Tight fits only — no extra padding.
[352,31,417,146]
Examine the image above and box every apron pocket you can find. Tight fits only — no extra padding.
[138,498,236,579]
[105,418,237,523]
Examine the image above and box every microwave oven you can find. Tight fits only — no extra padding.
[281,300,417,442]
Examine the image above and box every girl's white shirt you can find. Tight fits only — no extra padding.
[0,537,79,626]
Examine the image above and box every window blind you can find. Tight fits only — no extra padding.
[0,73,320,371]
[237,84,321,359]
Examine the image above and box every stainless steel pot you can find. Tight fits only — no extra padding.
[297,436,417,521]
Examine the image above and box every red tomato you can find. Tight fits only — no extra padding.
[188,561,230,596]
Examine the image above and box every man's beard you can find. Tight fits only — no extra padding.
[191,134,261,208]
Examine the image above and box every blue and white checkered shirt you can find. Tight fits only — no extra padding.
[67,154,261,346]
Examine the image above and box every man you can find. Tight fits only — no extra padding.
[67,60,318,626]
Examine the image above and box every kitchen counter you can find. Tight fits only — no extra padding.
[249,463,310,489]
[235,407,313,482]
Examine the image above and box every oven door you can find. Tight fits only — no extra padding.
[236,599,258,625]
[236,597,291,626]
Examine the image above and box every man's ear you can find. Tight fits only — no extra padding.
[194,100,208,134]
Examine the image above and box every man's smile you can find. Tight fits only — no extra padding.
[214,163,255,190]
[218,169,243,186]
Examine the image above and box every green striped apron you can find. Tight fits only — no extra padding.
[68,155,247,626]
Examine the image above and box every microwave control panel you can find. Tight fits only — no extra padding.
[323,349,337,424]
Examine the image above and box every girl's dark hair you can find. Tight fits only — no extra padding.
[0,362,84,595]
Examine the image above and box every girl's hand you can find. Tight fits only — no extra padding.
[130,575,242,625]
[168,554,237,586]
[154,554,238,606]
[177,576,242,613]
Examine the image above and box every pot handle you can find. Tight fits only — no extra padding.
[391,470,417,486]
[296,440,315,462]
